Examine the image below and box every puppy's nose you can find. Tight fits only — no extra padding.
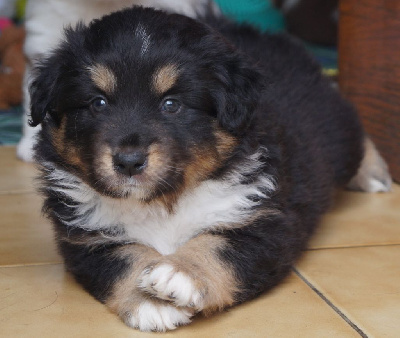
[113,151,147,176]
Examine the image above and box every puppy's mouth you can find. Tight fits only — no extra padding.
[91,146,171,199]
[90,171,156,200]
[116,171,152,188]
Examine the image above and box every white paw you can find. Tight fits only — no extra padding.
[365,177,392,193]
[126,301,193,332]
[347,137,392,193]
[347,169,392,193]
[139,264,204,310]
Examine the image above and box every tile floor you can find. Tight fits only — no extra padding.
[0,145,399,337]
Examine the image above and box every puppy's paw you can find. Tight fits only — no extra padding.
[123,300,193,332]
[348,137,392,193]
[139,263,205,311]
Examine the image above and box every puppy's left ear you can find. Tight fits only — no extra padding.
[211,50,265,135]
[28,61,61,127]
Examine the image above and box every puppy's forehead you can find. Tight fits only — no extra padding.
[87,64,117,94]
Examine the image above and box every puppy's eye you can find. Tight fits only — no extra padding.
[162,99,181,113]
[90,97,107,113]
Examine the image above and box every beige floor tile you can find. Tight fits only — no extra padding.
[0,193,61,266]
[309,185,400,249]
[296,245,400,337]
[0,265,359,338]
[0,146,36,194]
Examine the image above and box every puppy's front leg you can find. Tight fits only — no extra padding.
[104,244,195,331]
[138,215,299,316]
[60,239,194,331]
[138,234,238,315]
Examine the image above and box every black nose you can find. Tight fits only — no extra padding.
[113,151,147,176]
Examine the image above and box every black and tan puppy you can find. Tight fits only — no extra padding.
[29,6,385,332]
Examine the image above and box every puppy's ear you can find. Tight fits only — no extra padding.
[28,61,60,127]
[211,50,265,135]
[28,25,86,127]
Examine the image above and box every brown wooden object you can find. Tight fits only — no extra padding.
[338,0,400,182]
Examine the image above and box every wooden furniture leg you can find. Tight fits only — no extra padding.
[338,0,400,182]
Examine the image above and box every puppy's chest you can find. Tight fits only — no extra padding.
[117,204,216,256]
[95,180,260,255]
[49,149,274,255]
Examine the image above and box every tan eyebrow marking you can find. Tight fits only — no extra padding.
[88,64,117,94]
[152,64,179,94]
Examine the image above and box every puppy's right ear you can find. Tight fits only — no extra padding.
[28,24,87,127]
[28,60,60,127]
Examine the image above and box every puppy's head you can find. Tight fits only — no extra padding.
[30,7,263,201]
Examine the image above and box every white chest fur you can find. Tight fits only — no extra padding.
[44,149,275,255]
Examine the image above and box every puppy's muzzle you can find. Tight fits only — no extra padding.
[113,150,147,177]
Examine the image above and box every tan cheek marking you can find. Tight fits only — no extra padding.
[184,148,219,189]
[144,129,236,209]
[214,126,239,159]
[145,143,166,178]
[88,64,117,94]
[184,126,238,189]
[145,142,223,210]
[66,146,85,170]
[51,119,87,172]
[170,234,239,315]
[145,143,182,210]
[51,117,68,156]
[95,145,115,177]
[152,64,179,94]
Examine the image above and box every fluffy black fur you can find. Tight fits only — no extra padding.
[30,6,363,330]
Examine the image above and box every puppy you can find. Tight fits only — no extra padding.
[17,0,218,162]
[30,7,388,332]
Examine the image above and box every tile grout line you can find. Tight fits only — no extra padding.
[307,243,400,251]
[292,267,368,338]
[0,262,63,269]
[0,190,36,196]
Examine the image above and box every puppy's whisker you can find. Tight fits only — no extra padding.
[154,174,177,194]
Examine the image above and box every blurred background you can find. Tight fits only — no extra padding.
[1,0,398,181]
[0,0,339,145]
